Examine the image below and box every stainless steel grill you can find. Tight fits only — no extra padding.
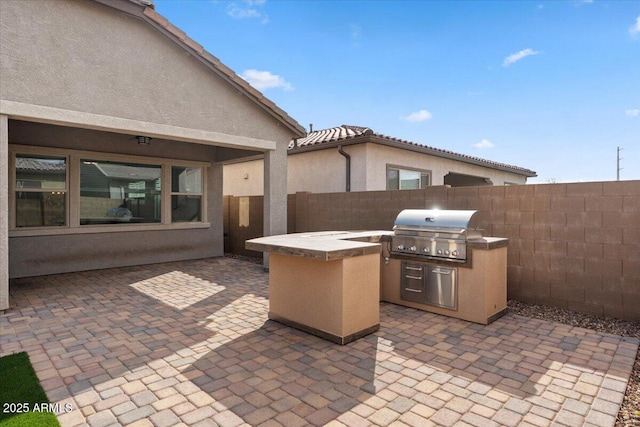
[391,209,481,262]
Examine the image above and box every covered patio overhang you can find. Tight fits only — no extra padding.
[0,0,305,312]
[0,101,289,312]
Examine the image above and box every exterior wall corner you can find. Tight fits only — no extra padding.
[0,114,9,311]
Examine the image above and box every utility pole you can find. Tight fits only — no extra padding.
[617,146,623,181]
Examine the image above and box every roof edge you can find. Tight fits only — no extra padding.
[289,132,537,177]
[93,0,305,138]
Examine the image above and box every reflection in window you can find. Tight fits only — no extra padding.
[80,160,161,225]
[171,166,202,222]
[387,167,430,190]
[15,156,67,227]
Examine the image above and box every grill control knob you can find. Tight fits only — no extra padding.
[452,250,459,257]
[444,250,450,256]
[397,245,405,251]
[423,247,430,253]
[437,249,443,255]
[410,246,417,252]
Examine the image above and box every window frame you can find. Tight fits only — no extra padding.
[13,153,69,228]
[79,158,164,226]
[170,165,205,223]
[386,164,432,190]
[9,145,210,237]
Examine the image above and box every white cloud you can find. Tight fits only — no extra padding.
[402,109,432,122]
[626,109,640,117]
[227,1,269,24]
[474,139,495,149]
[630,15,640,35]
[503,48,540,67]
[241,69,293,91]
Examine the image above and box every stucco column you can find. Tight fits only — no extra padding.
[0,114,9,311]
[210,160,224,256]
[263,142,288,268]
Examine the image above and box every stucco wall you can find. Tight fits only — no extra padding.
[0,0,291,144]
[223,143,528,196]
[363,143,527,188]
[3,0,295,277]
[224,158,264,196]
[224,147,358,196]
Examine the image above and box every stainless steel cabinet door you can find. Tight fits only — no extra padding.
[426,266,457,310]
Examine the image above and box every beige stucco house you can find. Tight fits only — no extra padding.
[224,125,536,196]
[0,0,305,310]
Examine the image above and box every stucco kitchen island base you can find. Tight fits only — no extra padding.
[267,253,380,345]
[246,231,388,344]
[380,241,508,325]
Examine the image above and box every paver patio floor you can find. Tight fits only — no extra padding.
[1,257,638,427]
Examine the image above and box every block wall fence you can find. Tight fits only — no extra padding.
[223,180,640,321]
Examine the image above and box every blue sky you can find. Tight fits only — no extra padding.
[154,0,640,183]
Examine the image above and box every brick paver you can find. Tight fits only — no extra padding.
[1,257,638,426]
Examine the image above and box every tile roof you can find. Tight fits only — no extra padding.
[103,0,305,137]
[290,125,537,177]
[128,0,154,8]
[16,157,66,173]
[90,162,161,181]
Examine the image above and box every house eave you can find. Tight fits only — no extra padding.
[92,0,306,139]
[289,136,537,178]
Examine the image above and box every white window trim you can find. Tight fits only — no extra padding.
[9,144,210,237]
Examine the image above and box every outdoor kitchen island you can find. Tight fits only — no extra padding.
[246,231,392,345]
[247,222,508,345]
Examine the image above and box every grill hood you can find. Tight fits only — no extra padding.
[393,209,478,234]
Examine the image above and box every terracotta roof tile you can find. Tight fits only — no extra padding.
[201,50,222,67]
[163,22,187,41]
[142,6,167,26]
[181,37,203,54]
[289,125,537,177]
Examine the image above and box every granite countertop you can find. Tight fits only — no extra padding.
[245,231,393,261]
[467,237,509,250]
[246,231,508,261]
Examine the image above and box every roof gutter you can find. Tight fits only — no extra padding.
[338,145,351,192]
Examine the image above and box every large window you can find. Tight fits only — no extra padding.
[387,166,431,190]
[80,160,162,225]
[10,147,208,233]
[15,155,67,227]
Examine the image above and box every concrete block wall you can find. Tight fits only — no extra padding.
[224,180,640,321]
[489,181,640,321]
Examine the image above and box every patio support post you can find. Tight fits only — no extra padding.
[263,142,287,268]
[0,114,9,311]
